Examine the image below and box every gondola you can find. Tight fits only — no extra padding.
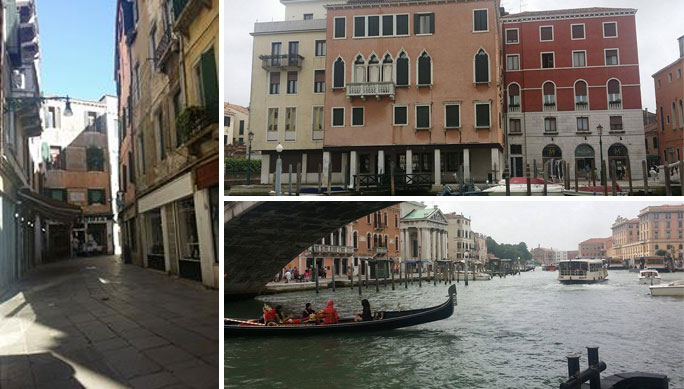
[225,285,456,336]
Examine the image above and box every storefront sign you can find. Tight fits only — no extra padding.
[575,144,595,158]
[195,159,219,190]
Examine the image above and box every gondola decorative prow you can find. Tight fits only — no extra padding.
[448,284,457,305]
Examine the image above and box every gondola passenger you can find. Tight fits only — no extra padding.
[302,303,315,319]
[321,300,339,324]
[354,299,375,322]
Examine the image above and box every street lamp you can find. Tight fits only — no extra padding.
[245,130,254,185]
[274,143,284,195]
[597,124,605,186]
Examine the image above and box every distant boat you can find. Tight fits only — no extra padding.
[558,258,607,284]
[542,263,557,271]
[639,269,661,285]
[483,177,564,196]
[225,285,457,336]
[649,280,684,297]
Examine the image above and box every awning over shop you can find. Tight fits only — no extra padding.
[18,188,82,223]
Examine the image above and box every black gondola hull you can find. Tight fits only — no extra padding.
[225,290,455,336]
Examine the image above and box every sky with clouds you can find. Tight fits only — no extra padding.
[225,0,684,112]
[422,200,683,251]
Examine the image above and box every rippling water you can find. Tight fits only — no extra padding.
[225,270,684,388]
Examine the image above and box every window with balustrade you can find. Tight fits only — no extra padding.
[543,82,556,108]
[574,80,588,109]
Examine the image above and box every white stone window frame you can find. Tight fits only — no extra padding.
[571,23,586,40]
[333,16,347,40]
[331,107,345,127]
[602,21,618,39]
[505,28,519,44]
[414,103,432,130]
[506,54,520,71]
[332,56,346,90]
[351,106,365,127]
[474,101,492,129]
[472,8,489,33]
[604,48,620,66]
[415,49,433,87]
[393,104,409,126]
[539,25,554,42]
[572,50,587,68]
[540,51,555,69]
[443,102,461,129]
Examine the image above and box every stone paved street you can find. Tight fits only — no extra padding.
[0,256,218,388]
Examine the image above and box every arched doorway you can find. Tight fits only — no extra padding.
[575,144,595,179]
[542,144,562,179]
[608,143,629,180]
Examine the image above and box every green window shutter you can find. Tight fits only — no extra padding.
[201,47,219,122]
[414,14,419,35]
[429,13,435,34]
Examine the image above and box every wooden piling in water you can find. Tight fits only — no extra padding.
[358,264,362,296]
[418,262,422,287]
[404,264,408,288]
[391,265,395,290]
[601,160,608,196]
[375,263,379,292]
[365,263,369,289]
[288,164,292,196]
[317,164,322,194]
[296,162,301,196]
[350,264,354,290]
[611,161,617,196]
[331,263,335,292]
[664,164,672,196]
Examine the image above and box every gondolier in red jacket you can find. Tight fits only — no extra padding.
[321,300,339,324]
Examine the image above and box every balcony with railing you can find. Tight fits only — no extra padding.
[608,94,622,110]
[260,54,304,72]
[154,27,179,72]
[309,244,355,256]
[346,82,395,100]
[543,96,556,112]
[172,0,212,35]
[575,96,589,111]
[609,124,624,134]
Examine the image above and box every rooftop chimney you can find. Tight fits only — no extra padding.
[680,36,684,58]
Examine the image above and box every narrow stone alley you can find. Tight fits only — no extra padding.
[0,256,218,388]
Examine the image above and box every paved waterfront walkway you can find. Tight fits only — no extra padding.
[0,256,218,388]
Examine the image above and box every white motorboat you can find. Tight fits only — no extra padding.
[639,269,661,285]
[558,258,608,284]
[483,177,564,196]
[649,280,684,296]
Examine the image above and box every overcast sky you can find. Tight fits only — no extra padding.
[422,200,682,251]
[225,0,683,112]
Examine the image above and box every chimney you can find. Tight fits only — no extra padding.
[680,36,684,58]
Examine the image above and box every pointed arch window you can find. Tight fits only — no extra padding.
[396,51,409,86]
[417,51,431,86]
[474,49,489,84]
[382,54,393,82]
[354,55,366,83]
[368,54,380,82]
[333,57,345,89]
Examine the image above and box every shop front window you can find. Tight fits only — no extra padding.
[177,197,202,282]
[210,186,219,263]
[146,209,165,271]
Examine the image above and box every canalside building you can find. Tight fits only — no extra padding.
[652,36,684,164]
[502,8,646,180]
[578,237,611,258]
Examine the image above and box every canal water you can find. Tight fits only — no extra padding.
[225,270,684,388]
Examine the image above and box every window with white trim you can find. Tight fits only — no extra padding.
[474,49,489,83]
[506,55,519,71]
[396,51,409,86]
[334,17,346,39]
[393,105,408,126]
[315,40,326,57]
[351,107,364,126]
[332,107,345,127]
[415,105,431,129]
[285,107,296,132]
[605,49,619,66]
[415,13,434,35]
[572,51,586,67]
[333,58,345,88]
[540,26,553,42]
[505,28,519,44]
[417,51,432,86]
[444,104,460,128]
[473,9,488,32]
[312,106,324,131]
[571,24,585,39]
[603,22,617,38]
[508,84,520,107]
[475,103,490,128]
[267,108,278,132]
[314,70,325,93]
[542,53,554,69]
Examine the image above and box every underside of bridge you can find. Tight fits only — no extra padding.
[225,201,399,299]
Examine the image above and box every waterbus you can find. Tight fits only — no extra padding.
[558,259,608,284]
[641,256,673,272]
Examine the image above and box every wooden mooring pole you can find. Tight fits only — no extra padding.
[642,160,649,195]
[296,162,301,196]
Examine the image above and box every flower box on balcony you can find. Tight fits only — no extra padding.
[176,106,217,147]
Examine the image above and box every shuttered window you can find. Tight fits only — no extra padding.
[352,107,364,126]
[508,84,520,106]
[473,9,488,32]
[603,22,617,38]
[354,16,365,37]
[287,71,298,94]
[416,105,430,129]
[333,59,344,88]
[610,116,623,132]
[270,72,280,94]
[334,17,346,38]
[575,81,588,104]
[506,29,518,44]
[475,103,490,127]
[382,15,393,36]
[368,16,380,37]
[314,70,325,93]
[332,108,344,127]
[540,26,553,41]
[200,47,218,117]
[418,52,431,85]
[572,24,585,39]
[445,104,460,128]
[397,52,409,86]
[393,105,408,126]
[396,14,409,35]
[475,49,489,83]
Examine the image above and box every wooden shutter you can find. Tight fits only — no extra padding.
[607,80,620,94]
[446,105,459,127]
[334,60,344,88]
[543,82,555,95]
[382,15,393,36]
[475,52,488,83]
[354,16,365,37]
[315,70,325,83]
[414,14,419,35]
[397,57,408,86]
[476,104,490,127]
[429,13,435,34]
[418,55,431,85]
[200,47,219,118]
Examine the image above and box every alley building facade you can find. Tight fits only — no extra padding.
[115,0,220,288]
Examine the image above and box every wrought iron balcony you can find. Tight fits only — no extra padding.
[346,82,395,100]
[260,54,304,71]
[154,28,179,72]
[309,244,355,256]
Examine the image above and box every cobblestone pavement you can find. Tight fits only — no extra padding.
[0,256,218,388]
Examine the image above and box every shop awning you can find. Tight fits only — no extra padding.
[18,188,82,223]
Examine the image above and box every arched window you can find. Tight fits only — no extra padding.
[383,212,388,227]
[366,232,371,249]
[383,235,388,248]
[382,54,393,82]
[396,51,409,86]
[354,55,366,83]
[508,83,520,107]
[474,49,489,84]
[353,231,358,248]
[417,51,431,86]
[368,54,380,82]
[607,79,621,106]
[543,82,556,106]
[574,80,588,109]
[333,57,345,88]
[395,236,399,251]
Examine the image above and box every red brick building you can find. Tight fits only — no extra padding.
[652,36,684,164]
[578,237,612,258]
[502,8,646,180]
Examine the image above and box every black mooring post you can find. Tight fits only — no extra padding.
[404,264,408,288]
[418,262,422,287]
[587,346,601,389]
[567,355,580,379]
[331,261,335,292]
[391,264,395,290]
[375,263,379,292]
[358,263,362,296]
[314,263,319,294]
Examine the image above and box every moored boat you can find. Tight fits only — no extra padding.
[542,263,557,271]
[483,177,564,196]
[639,269,661,285]
[649,280,684,296]
[225,285,457,336]
[558,258,607,284]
